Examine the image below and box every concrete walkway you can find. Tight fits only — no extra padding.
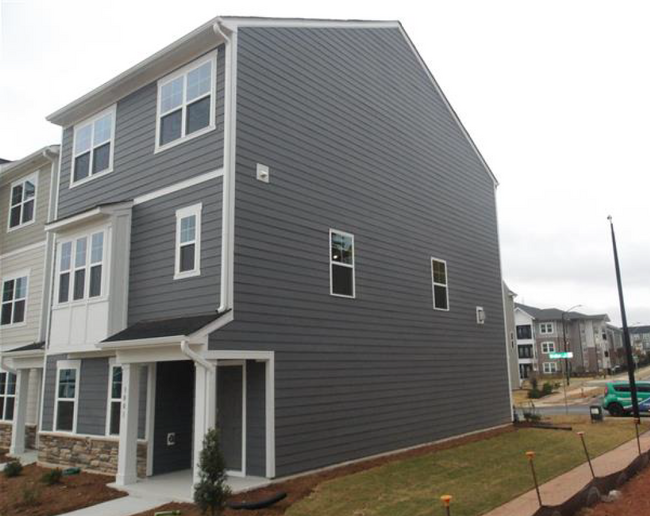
[57,495,161,516]
[485,430,650,516]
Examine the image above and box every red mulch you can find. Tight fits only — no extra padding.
[579,464,650,515]
[0,463,126,516]
[131,425,514,516]
[0,448,9,464]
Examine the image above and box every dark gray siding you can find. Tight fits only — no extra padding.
[128,178,222,324]
[211,26,510,476]
[41,354,65,432]
[77,358,109,435]
[246,361,266,476]
[56,46,225,219]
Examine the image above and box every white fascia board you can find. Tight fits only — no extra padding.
[223,17,400,29]
[187,310,234,341]
[0,145,60,183]
[97,335,185,350]
[515,307,536,321]
[45,201,133,233]
[47,20,226,127]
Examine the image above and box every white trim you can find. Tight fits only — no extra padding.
[539,322,555,335]
[154,50,218,154]
[0,240,46,261]
[70,105,117,188]
[541,341,556,354]
[105,359,122,436]
[0,370,17,422]
[146,362,156,477]
[543,362,558,374]
[133,169,224,205]
[0,269,30,328]
[174,203,202,280]
[45,201,133,233]
[329,228,356,299]
[38,430,147,443]
[6,171,39,232]
[227,18,400,29]
[217,361,247,477]
[53,359,81,434]
[430,257,450,311]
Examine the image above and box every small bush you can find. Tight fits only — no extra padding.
[41,468,63,486]
[21,484,41,506]
[528,388,542,399]
[4,460,23,478]
[530,378,539,391]
[194,428,232,516]
[542,382,554,395]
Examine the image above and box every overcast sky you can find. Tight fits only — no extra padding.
[1,0,648,325]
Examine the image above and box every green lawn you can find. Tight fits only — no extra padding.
[287,417,648,516]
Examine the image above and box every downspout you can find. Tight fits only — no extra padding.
[180,339,215,373]
[213,19,235,314]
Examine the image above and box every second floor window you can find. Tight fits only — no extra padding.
[516,324,532,340]
[518,345,534,359]
[541,342,556,354]
[72,107,115,185]
[8,175,37,230]
[540,322,555,335]
[175,204,202,279]
[330,229,355,298]
[431,258,449,310]
[157,54,216,150]
[57,231,105,304]
[1,275,27,326]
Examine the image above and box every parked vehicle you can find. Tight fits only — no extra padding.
[602,381,650,416]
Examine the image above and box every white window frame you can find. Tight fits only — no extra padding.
[174,204,202,280]
[105,359,122,436]
[329,229,356,299]
[0,270,29,328]
[541,341,556,354]
[0,370,17,421]
[543,362,558,374]
[154,51,218,154]
[70,105,117,188]
[53,360,81,434]
[7,172,39,232]
[431,257,450,311]
[54,229,108,306]
[540,322,555,335]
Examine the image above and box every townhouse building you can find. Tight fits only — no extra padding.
[630,325,650,353]
[515,303,611,378]
[0,146,59,455]
[4,17,512,495]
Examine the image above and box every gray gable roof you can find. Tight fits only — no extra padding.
[515,303,609,322]
[630,325,650,334]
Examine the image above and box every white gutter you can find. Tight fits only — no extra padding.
[180,339,214,372]
[0,355,17,374]
[213,19,236,315]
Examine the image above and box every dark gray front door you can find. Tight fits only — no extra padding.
[217,364,244,473]
[153,361,194,475]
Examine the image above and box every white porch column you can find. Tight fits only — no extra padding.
[192,362,217,487]
[116,363,140,486]
[9,369,30,455]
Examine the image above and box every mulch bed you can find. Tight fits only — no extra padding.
[0,448,9,464]
[579,464,650,516]
[0,463,126,516]
[132,425,514,516]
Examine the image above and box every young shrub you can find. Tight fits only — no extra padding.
[194,428,232,516]
[21,484,41,506]
[41,468,63,486]
[528,388,542,399]
[542,382,554,396]
[4,459,23,478]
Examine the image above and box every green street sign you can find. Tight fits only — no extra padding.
[549,352,574,359]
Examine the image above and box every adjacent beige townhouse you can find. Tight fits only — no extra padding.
[0,146,59,454]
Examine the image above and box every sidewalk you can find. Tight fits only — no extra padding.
[57,495,161,516]
[484,430,650,516]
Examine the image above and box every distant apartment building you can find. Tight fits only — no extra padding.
[503,284,519,389]
[630,325,650,352]
[514,303,615,379]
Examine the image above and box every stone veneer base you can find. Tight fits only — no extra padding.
[38,432,147,478]
[0,422,37,450]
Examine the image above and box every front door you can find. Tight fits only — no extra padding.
[217,363,245,475]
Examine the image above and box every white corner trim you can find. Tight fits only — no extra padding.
[133,169,224,205]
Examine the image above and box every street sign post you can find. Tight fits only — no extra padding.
[550,352,574,359]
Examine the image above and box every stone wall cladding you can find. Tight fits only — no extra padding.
[0,422,11,449]
[38,433,147,478]
[26,424,37,449]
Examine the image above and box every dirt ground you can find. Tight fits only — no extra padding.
[131,426,514,516]
[0,463,126,516]
[0,448,8,464]
[578,464,650,516]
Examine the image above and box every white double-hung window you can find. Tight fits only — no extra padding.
[0,371,16,421]
[174,204,202,279]
[57,231,105,304]
[330,229,355,298]
[541,342,556,354]
[71,106,116,185]
[54,361,80,432]
[8,174,37,230]
[1,274,28,326]
[106,362,122,436]
[431,258,449,311]
[156,52,217,151]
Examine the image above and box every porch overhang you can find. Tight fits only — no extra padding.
[1,342,45,370]
[45,201,133,234]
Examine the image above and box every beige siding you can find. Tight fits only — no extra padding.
[0,247,46,349]
[0,162,53,254]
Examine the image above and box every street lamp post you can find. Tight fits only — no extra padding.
[607,216,640,421]
[562,305,582,386]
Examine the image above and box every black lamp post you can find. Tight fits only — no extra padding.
[562,304,582,386]
[608,216,640,420]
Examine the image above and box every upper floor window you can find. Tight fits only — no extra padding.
[518,345,534,359]
[156,53,217,151]
[71,106,116,186]
[8,174,37,230]
[516,325,533,340]
[174,204,202,279]
[57,231,105,304]
[330,229,355,298]
[1,274,28,326]
[431,258,449,310]
[543,362,558,374]
[541,341,556,354]
[0,371,16,421]
[540,322,555,335]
